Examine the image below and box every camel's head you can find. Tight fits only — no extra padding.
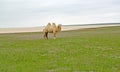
[57,24,62,32]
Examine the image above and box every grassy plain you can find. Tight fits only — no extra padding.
[0,26,120,72]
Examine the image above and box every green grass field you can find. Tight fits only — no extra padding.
[0,26,120,72]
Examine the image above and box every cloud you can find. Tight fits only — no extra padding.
[0,0,120,28]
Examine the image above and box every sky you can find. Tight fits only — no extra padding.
[0,0,120,28]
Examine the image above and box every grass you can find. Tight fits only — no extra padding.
[0,26,120,72]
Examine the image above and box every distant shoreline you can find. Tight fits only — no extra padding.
[0,24,120,34]
[63,23,120,26]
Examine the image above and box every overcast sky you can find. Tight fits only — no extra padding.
[0,0,120,28]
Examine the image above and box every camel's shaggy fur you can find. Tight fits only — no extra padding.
[43,22,62,39]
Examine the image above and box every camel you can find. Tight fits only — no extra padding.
[43,22,62,39]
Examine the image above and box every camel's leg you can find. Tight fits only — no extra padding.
[44,32,46,39]
[46,32,48,39]
[53,32,56,39]
[43,32,48,39]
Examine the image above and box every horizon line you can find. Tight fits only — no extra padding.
[0,22,120,28]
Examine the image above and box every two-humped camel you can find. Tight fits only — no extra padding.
[43,23,62,39]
